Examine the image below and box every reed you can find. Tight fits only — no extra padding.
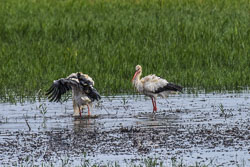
[0,0,249,100]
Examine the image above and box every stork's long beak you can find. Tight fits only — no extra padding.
[132,70,139,82]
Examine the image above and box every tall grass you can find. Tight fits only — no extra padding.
[0,0,249,99]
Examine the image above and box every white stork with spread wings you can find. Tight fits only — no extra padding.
[132,65,183,112]
[46,72,101,117]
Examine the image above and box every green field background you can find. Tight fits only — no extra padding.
[0,0,249,100]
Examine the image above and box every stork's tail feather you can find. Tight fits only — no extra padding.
[168,82,183,92]
[154,82,183,93]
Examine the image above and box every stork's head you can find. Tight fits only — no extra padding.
[135,65,142,72]
[132,65,142,82]
[77,72,83,78]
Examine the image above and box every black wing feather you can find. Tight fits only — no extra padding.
[47,73,101,103]
[87,86,101,101]
[46,78,78,102]
[46,85,56,96]
[77,75,101,102]
[50,88,59,102]
[154,82,183,93]
[48,87,58,100]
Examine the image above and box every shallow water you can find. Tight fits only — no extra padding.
[0,93,249,166]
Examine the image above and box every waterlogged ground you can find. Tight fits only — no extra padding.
[0,92,249,166]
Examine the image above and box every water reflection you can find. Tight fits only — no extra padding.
[73,117,93,130]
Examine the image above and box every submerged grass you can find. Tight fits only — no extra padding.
[0,0,249,100]
[9,154,211,167]
[8,153,248,167]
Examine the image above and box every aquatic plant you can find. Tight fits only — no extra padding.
[121,96,129,105]
[218,103,234,118]
[8,155,213,167]
[143,157,163,167]
[38,103,47,116]
[24,114,31,131]
[219,103,225,115]
[10,153,248,167]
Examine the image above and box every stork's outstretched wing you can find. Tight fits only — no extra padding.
[46,72,101,103]
[46,78,78,102]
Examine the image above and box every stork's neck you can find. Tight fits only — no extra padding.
[133,72,143,92]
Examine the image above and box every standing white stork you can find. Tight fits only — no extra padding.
[46,72,101,117]
[132,65,183,112]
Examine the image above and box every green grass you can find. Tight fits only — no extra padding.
[0,0,249,100]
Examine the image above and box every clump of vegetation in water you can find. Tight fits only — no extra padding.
[218,103,233,118]
[0,0,249,101]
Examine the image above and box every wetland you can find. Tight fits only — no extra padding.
[0,0,249,166]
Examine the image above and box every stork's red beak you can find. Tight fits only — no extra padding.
[132,70,139,82]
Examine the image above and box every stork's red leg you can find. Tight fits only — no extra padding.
[151,97,155,112]
[87,104,91,116]
[153,99,157,112]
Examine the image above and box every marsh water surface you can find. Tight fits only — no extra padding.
[0,93,249,166]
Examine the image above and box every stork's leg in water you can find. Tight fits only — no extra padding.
[87,104,91,116]
[78,105,82,117]
[153,98,157,112]
[151,97,156,112]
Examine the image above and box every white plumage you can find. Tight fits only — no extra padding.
[132,65,182,112]
[46,72,101,117]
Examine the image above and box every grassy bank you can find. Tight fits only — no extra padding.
[0,0,249,99]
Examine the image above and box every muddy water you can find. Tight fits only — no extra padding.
[0,93,249,166]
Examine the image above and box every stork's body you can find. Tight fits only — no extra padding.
[46,72,101,117]
[132,65,182,112]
